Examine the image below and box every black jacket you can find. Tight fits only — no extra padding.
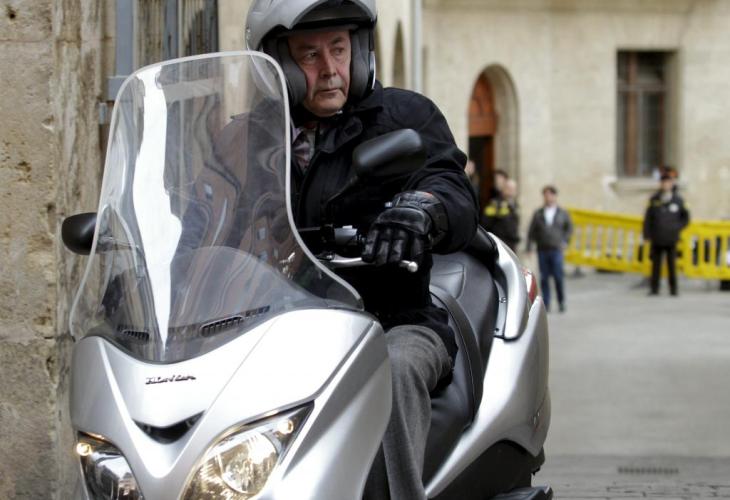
[527,206,573,252]
[643,191,690,246]
[481,195,520,249]
[293,82,479,360]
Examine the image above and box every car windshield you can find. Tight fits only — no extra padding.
[70,52,361,363]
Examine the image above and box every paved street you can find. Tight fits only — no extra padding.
[531,269,730,499]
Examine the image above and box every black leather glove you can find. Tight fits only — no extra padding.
[362,191,448,267]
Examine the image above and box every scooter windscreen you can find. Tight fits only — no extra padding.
[70,52,362,363]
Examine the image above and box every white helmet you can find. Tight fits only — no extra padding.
[246,0,377,106]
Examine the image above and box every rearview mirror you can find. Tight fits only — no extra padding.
[62,212,97,255]
[352,129,425,182]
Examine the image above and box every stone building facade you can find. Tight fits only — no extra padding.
[423,0,730,222]
[2,0,730,498]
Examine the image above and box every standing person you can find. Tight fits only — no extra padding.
[527,185,573,312]
[481,178,520,251]
[643,169,690,296]
[479,168,510,239]
[246,2,478,498]
[491,168,509,200]
[464,159,480,195]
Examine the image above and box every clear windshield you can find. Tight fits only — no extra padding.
[70,52,361,362]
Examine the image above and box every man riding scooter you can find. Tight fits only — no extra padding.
[246,1,479,498]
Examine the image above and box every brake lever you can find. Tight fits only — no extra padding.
[322,226,419,272]
[319,253,419,273]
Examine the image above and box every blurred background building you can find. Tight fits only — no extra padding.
[2,0,730,497]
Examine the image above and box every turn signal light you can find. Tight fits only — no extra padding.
[522,268,538,304]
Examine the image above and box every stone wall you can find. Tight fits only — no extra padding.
[1,1,60,496]
[0,0,104,497]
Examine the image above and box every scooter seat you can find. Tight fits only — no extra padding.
[423,229,499,483]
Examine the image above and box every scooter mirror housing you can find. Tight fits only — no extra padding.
[62,212,97,255]
[352,129,425,182]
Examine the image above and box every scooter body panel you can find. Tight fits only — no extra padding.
[265,322,392,499]
[71,308,391,500]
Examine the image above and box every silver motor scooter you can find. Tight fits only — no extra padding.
[62,52,552,500]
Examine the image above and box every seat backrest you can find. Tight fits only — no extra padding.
[423,244,499,484]
[423,286,479,483]
[431,248,498,371]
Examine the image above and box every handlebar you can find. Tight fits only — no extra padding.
[321,253,419,273]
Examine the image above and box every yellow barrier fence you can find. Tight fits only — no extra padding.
[564,208,730,280]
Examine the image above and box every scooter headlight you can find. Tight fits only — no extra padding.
[76,433,143,499]
[182,405,311,500]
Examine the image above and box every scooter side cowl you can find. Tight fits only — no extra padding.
[426,298,550,498]
[425,236,551,498]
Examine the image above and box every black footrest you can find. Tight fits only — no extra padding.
[492,486,553,500]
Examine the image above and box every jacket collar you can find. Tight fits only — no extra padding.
[541,204,561,211]
[346,80,384,114]
[293,82,385,155]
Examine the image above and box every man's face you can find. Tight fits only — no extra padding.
[543,190,557,206]
[660,178,674,192]
[494,172,507,192]
[503,180,517,200]
[287,30,351,117]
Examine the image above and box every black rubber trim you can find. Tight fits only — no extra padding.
[430,442,546,500]
[492,486,553,500]
[135,413,202,444]
[429,284,480,419]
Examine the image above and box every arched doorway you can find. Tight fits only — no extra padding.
[469,74,497,207]
[468,66,519,208]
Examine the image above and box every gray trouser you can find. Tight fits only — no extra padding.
[363,325,453,500]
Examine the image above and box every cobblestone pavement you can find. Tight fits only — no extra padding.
[536,455,730,499]
[523,268,730,499]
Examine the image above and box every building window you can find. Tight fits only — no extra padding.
[617,51,672,177]
[138,0,219,67]
[107,1,219,101]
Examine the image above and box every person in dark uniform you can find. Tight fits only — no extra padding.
[643,169,690,296]
[481,177,520,251]
[490,168,509,200]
